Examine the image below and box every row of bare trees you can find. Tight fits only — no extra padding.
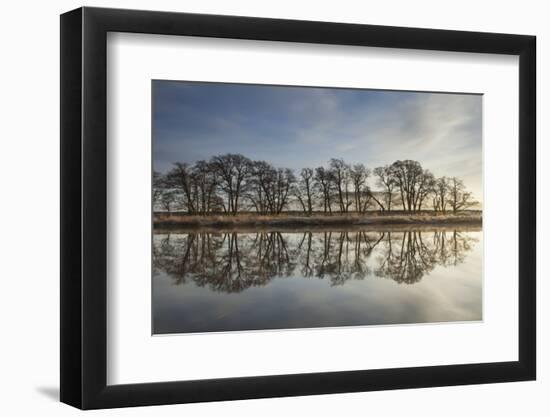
[154,154,479,215]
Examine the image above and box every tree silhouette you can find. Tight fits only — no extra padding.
[154,155,480,215]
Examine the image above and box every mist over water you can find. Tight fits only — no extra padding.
[153,226,482,334]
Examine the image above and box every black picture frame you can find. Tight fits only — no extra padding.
[60,6,536,410]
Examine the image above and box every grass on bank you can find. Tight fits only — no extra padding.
[153,211,482,228]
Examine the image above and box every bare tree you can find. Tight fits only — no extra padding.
[247,162,295,215]
[414,170,435,212]
[329,158,353,213]
[192,160,218,215]
[210,154,252,215]
[294,168,315,214]
[247,161,274,214]
[389,160,425,212]
[314,166,334,213]
[166,162,197,214]
[350,163,370,213]
[447,177,478,213]
[273,168,296,214]
[433,176,450,213]
[373,165,395,211]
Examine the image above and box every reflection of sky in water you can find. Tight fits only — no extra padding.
[153,229,482,334]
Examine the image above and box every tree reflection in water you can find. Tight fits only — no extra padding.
[153,229,478,293]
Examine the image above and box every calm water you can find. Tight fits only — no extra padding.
[153,227,482,334]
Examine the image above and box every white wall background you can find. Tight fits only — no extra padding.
[0,0,545,415]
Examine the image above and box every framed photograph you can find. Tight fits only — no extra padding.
[60,6,536,409]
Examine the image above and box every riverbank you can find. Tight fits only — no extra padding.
[154,212,482,230]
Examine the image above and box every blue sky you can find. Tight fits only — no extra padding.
[153,80,482,201]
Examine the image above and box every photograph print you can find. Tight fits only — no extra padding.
[152,80,483,335]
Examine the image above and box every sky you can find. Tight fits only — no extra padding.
[153,80,482,202]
